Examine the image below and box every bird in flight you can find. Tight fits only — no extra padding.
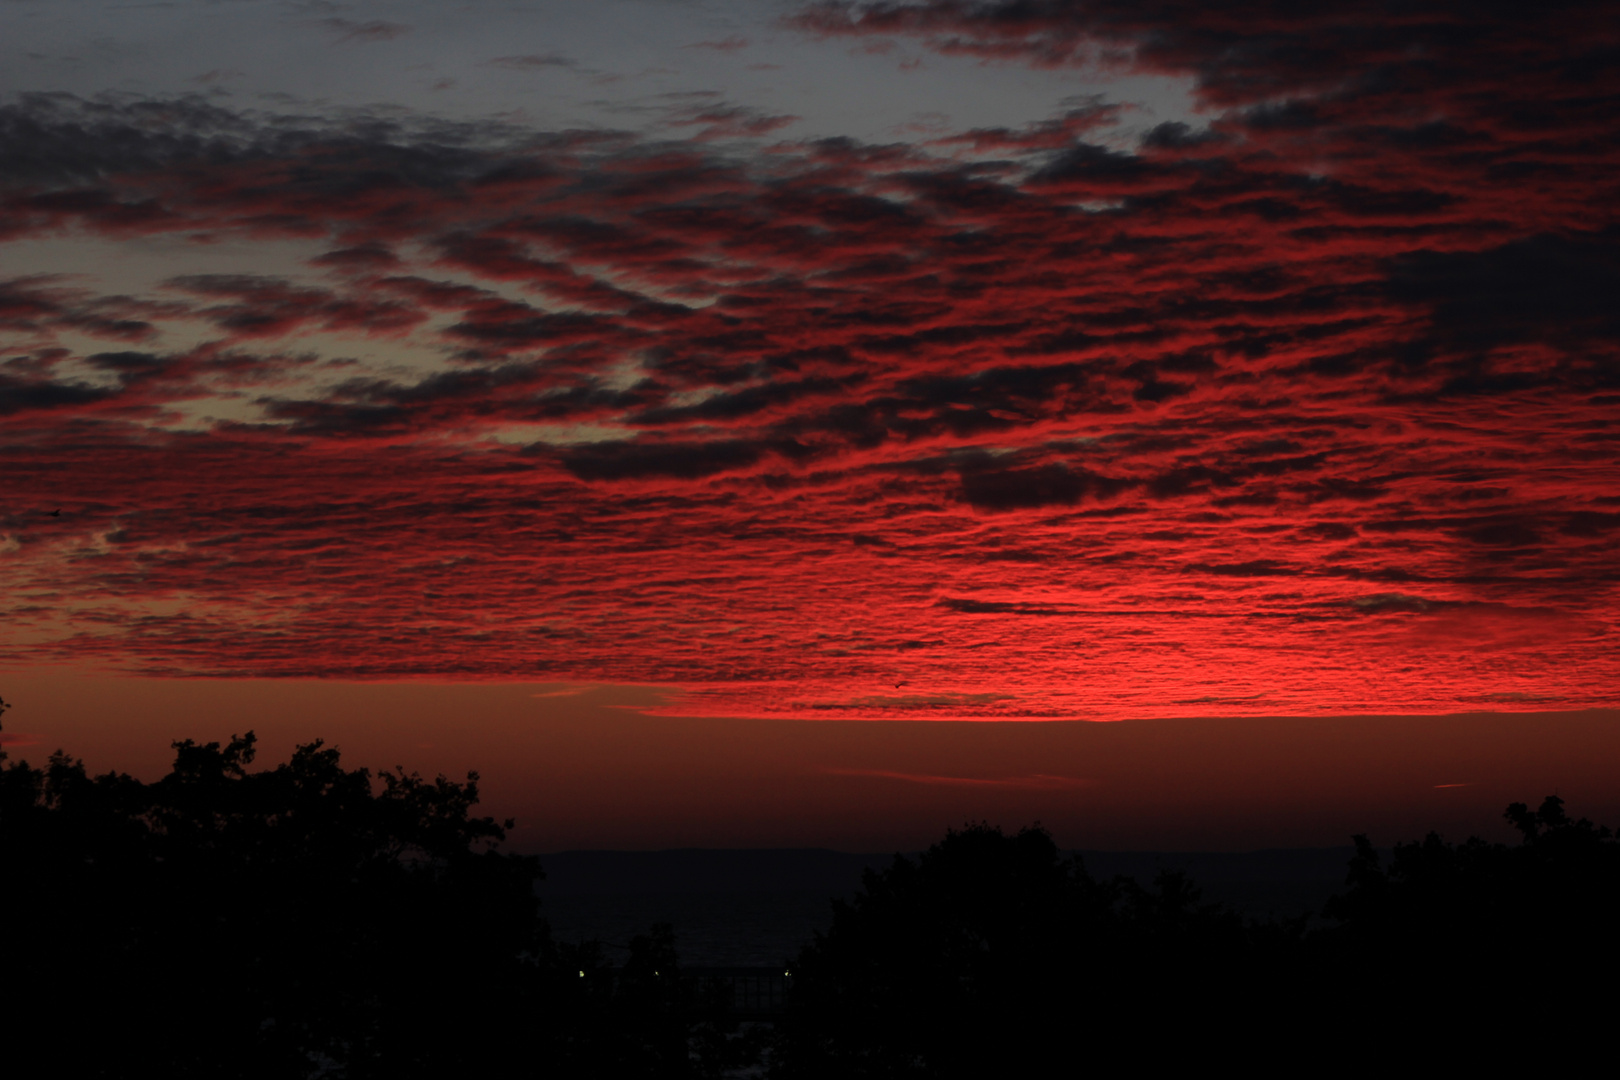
[49,509,60,517]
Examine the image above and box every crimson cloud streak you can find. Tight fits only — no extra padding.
[2,0,1618,719]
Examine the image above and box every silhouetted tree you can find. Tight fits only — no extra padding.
[769,805,1620,1076]
[1315,795,1620,1036]
[768,824,1295,1077]
[0,726,746,1078]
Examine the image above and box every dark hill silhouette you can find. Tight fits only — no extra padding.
[539,848,894,897]
[537,847,1357,969]
[539,849,896,969]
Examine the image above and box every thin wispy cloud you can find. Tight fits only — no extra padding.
[320,18,413,44]
[826,769,1089,789]
[487,54,578,70]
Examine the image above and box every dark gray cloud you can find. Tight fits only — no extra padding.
[560,438,765,480]
[1388,229,1620,359]
[958,462,1125,511]
[0,372,115,415]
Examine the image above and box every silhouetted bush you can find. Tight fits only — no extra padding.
[0,717,746,1078]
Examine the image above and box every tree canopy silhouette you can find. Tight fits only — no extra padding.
[768,823,1300,1077]
[0,725,745,1078]
[769,806,1620,1076]
[1315,795,1620,1031]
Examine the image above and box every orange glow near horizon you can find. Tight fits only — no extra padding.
[5,670,1620,851]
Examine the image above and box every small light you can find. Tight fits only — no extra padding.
[578,971,585,977]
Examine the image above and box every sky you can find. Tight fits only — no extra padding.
[3,0,1619,849]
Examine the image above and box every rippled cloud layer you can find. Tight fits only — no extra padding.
[3,0,1617,718]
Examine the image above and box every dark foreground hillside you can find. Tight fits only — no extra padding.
[537,846,1361,968]
[4,711,1618,1076]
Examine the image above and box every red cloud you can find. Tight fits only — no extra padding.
[2,0,1618,718]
